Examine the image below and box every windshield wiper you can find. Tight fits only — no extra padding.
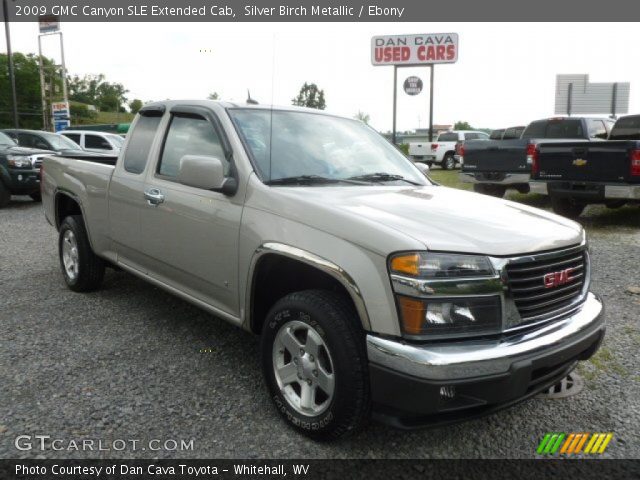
[265,175,366,186]
[347,172,421,185]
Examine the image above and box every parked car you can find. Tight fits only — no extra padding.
[460,117,615,197]
[2,129,91,156]
[410,130,489,170]
[42,100,604,439]
[0,131,52,207]
[530,113,640,217]
[60,130,124,155]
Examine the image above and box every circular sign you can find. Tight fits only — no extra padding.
[403,76,423,96]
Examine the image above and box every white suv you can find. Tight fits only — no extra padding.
[409,130,489,170]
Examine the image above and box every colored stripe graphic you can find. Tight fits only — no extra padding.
[542,432,614,455]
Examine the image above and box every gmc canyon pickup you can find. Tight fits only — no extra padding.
[530,114,640,218]
[460,117,615,198]
[42,101,605,439]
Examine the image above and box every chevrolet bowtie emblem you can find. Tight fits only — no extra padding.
[573,158,587,166]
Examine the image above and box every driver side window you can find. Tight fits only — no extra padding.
[158,115,227,179]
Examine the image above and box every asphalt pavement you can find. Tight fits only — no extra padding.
[1,197,638,459]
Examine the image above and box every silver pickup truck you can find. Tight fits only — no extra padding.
[42,100,605,439]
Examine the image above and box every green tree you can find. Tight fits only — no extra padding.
[354,111,370,124]
[129,99,143,114]
[67,73,128,112]
[0,53,62,129]
[207,92,220,100]
[292,82,326,110]
[454,121,473,130]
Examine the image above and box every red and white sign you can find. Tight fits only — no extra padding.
[371,33,459,66]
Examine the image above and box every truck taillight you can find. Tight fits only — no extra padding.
[456,143,464,157]
[527,143,539,175]
[431,143,438,151]
[631,149,640,176]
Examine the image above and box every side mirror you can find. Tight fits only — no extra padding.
[178,155,226,191]
[414,162,430,176]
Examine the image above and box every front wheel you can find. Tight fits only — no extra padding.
[58,215,105,292]
[261,290,370,440]
[550,196,586,219]
[0,182,10,208]
[442,153,456,170]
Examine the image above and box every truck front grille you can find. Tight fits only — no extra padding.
[506,248,587,322]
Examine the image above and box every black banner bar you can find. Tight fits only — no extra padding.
[0,0,639,22]
[1,459,639,480]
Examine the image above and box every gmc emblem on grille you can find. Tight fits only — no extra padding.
[543,268,575,288]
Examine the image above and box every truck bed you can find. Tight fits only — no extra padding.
[41,154,116,256]
[536,140,640,184]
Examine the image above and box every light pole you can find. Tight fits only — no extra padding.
[3,0,19,128]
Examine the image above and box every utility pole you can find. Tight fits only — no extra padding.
[3,0,19,128]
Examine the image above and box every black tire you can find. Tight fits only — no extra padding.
[550,196,586,219]
[473,183,506,198]
[0,182,10,208]
[261,289,370,440]
[58,215,105,292]
[442,153,456,170]
[427,161,434,168]
[29,192,42,202]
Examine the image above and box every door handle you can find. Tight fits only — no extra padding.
[144,188,165,206]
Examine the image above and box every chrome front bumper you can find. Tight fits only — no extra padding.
[367,292,604,381]
[459,172,530,185]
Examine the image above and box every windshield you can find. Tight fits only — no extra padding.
[438,132,458,142]
[42,132,81,150]
[229,109,428,186]
[107,134,125,147]
[609,116,640,140]
[0,132,17,146]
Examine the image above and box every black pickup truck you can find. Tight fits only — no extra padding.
[460,117,615,198]
[530,114,640,218]
[0,131,53,207]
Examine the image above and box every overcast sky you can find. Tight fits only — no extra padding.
[3,22,639,131]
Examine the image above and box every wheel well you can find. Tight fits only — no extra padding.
[250,254,358,334]
[55,193,82,228]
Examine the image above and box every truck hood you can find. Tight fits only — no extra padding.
[265,185,583,256]
[2,145,55,156]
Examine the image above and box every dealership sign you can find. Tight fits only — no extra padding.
[38,15,60,34]
[371,33,458,66]
[51,102,70,132]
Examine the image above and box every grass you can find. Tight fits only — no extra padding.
[577,347,628,381]
[427,167,640,231]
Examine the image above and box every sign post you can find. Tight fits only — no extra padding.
[38,15,69,132]
[371,33,458,145]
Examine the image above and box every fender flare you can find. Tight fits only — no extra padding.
[245,242,371,332]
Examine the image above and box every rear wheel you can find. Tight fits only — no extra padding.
[58,215,105,292]
[550,196,586,219]
[473,183,506,198]
[261,290,370,440]
[442,153,456,170]
[0,182,10,208]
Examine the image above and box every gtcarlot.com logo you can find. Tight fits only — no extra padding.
[537,432,613,455]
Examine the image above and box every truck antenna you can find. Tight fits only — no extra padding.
[247,90,258,105]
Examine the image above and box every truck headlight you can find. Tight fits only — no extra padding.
[397,295,501,336]
[389,252,500,337]
[7,155,33,168]
[390,252,494,278]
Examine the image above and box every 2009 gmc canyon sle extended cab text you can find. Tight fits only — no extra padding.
[42,101,605,439]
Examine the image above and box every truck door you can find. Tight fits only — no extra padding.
[108,109,164,271]
[139,106,242,317]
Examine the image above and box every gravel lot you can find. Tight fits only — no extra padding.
[1,197,638,459]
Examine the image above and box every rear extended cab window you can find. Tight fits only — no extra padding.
[609,116,640,140]
[522,119,585,139]
[503,127,524,139]
[438,132,458,142]
[123,115,162,174]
